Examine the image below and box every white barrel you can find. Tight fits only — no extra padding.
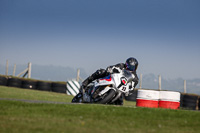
[137,89,160,100]
[159,91,181,109]
[136,89,160,108]
[66,80,80,96]
[159,91,180,101]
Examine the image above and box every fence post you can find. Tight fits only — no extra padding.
[13,64,16,76]
[28,62,31,78]
[139,74,142,89]
[76,69,80,82]
[6,60,8,75]
[158,75,161,90]
[184,80,187,93]
[17,62,31,78]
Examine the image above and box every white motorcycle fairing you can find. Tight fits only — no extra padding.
[94,71,135,94]
[72,69,136,104]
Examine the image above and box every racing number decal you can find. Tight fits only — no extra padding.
[122,87,126,91]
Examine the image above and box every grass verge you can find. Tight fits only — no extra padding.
[0,86,200,133]
[0,85,73,102]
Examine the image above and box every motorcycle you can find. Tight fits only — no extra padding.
[71,69,136,104]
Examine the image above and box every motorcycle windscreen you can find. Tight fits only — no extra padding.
[122,70,135,82]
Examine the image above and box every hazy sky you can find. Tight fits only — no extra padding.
[0,0,200,79]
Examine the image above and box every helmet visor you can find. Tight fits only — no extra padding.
[126,63,136,72]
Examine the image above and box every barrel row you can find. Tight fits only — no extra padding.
[181,94,199,110]
[0,76,71,94]
[125,89,200,110]
[136,90,181,109]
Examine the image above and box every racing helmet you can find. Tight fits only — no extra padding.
[125,57,138,72]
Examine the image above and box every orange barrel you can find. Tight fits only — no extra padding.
[136,89,160,108]
[159,91,181,109]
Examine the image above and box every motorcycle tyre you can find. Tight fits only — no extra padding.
[98,89,116,104]
[71,93,82,103]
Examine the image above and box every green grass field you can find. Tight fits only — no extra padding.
[0,85,200,133]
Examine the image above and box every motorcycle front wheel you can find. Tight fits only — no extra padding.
[71,93,82,103]
[97,89,116,104]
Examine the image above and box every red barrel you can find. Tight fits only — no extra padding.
[159,100,180,109]
[136,89,160,108]
[136,99,159,108]
[159,91,181,110]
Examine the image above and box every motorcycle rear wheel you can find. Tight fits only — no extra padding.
[98,89,115,104]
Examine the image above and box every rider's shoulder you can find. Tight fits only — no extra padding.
[106,63,124,73]
[114,63,125,69]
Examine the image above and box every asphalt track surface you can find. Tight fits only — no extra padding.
[1,98,198,111]
[0,98,129,107]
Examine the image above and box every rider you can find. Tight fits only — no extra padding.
[81,57,139,105]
